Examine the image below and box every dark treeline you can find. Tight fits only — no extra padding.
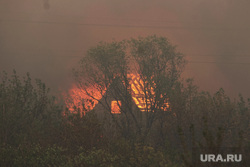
[0,71,249,167]
[0,36,249,167]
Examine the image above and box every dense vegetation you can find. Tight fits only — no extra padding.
[1,73,249,167]
[1,36,249,166]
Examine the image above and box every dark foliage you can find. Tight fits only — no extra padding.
[0,36,249,166]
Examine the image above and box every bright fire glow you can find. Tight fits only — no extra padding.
[65,74,169,116]
[64,84,103,116]
[111,100,121,114]
[128,74,169,112]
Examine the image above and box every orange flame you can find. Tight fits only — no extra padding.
[111,100,122,114]
[129,74,155,111]
[128,74,170,112]
[64,74,169,116]
[64,84,103,116]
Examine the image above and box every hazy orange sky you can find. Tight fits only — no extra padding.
[1,0,250,98]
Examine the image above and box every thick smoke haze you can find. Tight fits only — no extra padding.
[1,0,250,98]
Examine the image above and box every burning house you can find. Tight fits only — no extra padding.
[65,74,170,117]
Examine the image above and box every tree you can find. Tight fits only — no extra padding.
[174,86,250,166]
[73,35,186,142]
[0,70,62,146]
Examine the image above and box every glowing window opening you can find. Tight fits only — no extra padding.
[111,100,122,114]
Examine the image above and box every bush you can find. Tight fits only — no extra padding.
[0,144,67,167]
[0,70,62,146]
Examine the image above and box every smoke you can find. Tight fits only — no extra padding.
[0,0,249,98]
[43,0,50,10]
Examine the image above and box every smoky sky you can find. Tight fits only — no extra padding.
[0,0,250,98]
